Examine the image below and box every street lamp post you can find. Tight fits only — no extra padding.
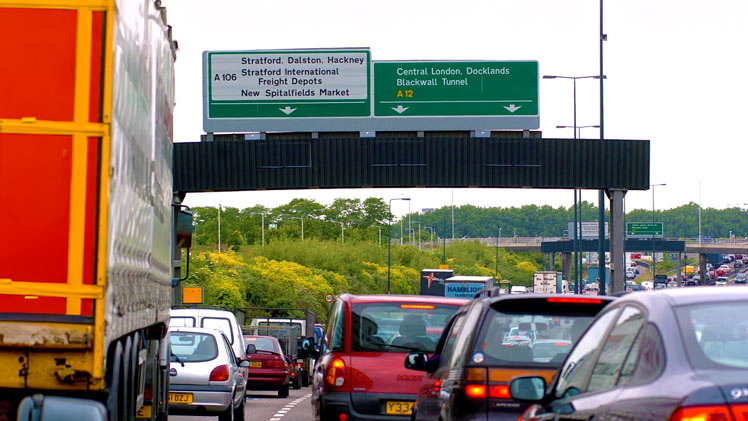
[556,125,600,138]
[217,204,222,253]
[425,226,434,249]
[495,226,502,278]
[250,212,266,247]
[388,198,410,294]
[651,183,666,277]
[544,74,605,293]
[290,216,305,241]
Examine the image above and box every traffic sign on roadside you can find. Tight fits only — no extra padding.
[324,294,334,303]
[374,61,538,119]
[627,222,664,238]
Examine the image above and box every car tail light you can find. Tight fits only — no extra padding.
[209,365,230,382]
[297,362,303,368]
[489,385,510,399]
[731,404,748,419]
[271,358,286,369]
[144,383,152,400]
[326,358,346,387]
[466,385,487,398]
[669,405,733,421]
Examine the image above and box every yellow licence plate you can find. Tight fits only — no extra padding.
[249,361,262,368]
[386,401,413,415]
[169,392,193,403]
[135,405,152,418]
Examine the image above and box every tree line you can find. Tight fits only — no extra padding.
[190,199,748,249]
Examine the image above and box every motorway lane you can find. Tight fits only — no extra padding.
[169,388,313,421]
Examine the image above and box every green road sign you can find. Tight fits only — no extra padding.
[206,49,371,119]
[373,61,538,117]
[627,222,664,238]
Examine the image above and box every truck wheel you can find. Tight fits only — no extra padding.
[278,383,289,398]
[301,371,309,387]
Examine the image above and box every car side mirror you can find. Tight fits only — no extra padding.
[404,352,429,371]
[509,376,546,402]
[17,395,107,421]
[239,360,250,367]
[300,337,320,360]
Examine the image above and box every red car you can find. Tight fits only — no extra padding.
[244,335,291,397]
[304,294,467,421]
[716,269,727,276]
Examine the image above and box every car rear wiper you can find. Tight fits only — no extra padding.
[171,351,185,367]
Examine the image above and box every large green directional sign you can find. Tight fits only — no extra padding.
[627,222,664,238]
[205,49,371,122]
[373,61,538,117]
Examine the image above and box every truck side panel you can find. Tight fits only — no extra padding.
[0,0,174,399]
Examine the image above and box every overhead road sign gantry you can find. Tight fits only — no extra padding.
[204,48,372,132]
[373,60,539,130]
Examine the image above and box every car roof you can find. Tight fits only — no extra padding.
[170,308,237,318]
[339,294,467,306]
[170,326,226,337]
[616,286,748,307]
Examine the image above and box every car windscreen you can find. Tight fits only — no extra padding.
[351,302,461,353]
[676,301,748,369]
[245,337,278,353]
[471,297,610,368]
[170,332,218,362]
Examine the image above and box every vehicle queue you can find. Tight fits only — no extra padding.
[164,274,748,421]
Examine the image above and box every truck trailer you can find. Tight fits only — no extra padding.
[0,1,178,419]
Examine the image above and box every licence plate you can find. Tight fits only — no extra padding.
[386,401,413,415]
[169,392,193,403]
[249,361,262,368]
[135,405,152,418]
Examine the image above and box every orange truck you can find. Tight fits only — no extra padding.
[0,0,179,419]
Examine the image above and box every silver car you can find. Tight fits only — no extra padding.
[168,327,248,420]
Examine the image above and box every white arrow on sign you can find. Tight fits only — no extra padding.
[279,106,297,115]
[503,104,522,113]
[391,105,409,114]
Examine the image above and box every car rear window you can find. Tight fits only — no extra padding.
[245,337,278,353]
[351,302,461,353]
[170,332,218,362]
[201,317,233,344]
[676,302,748,369]
[471,297,610,368]
[170,316,195,327]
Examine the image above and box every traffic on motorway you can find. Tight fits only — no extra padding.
[157,253,748,421]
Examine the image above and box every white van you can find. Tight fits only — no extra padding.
[169,308,247,364]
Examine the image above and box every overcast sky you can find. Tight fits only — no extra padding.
[163,0,748,217]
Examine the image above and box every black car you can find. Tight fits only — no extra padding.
[509,286,748,420]
[404,294,614,421]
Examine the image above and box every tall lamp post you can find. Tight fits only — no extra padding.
[388,197,410,294]
[651,183,666,277]
[193,218,205,242]
[543,74,605,293]
[217,204,222,253]
[290,215,305,242]
[495,226,502,278]
[425,226,434,249]
[249,212,266,247]
[556,125,600,139]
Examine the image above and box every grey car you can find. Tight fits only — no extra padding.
[509,287,748,420]
[168,327,249,420]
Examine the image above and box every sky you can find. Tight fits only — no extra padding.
[163,0,748,217]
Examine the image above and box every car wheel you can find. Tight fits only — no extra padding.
[278,383,289,398]
[293,375,301,389]
[301,371,310,387]
[234,396,246,421]
[218,403,234,421]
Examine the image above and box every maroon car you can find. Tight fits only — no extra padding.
[244,335,291,398]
